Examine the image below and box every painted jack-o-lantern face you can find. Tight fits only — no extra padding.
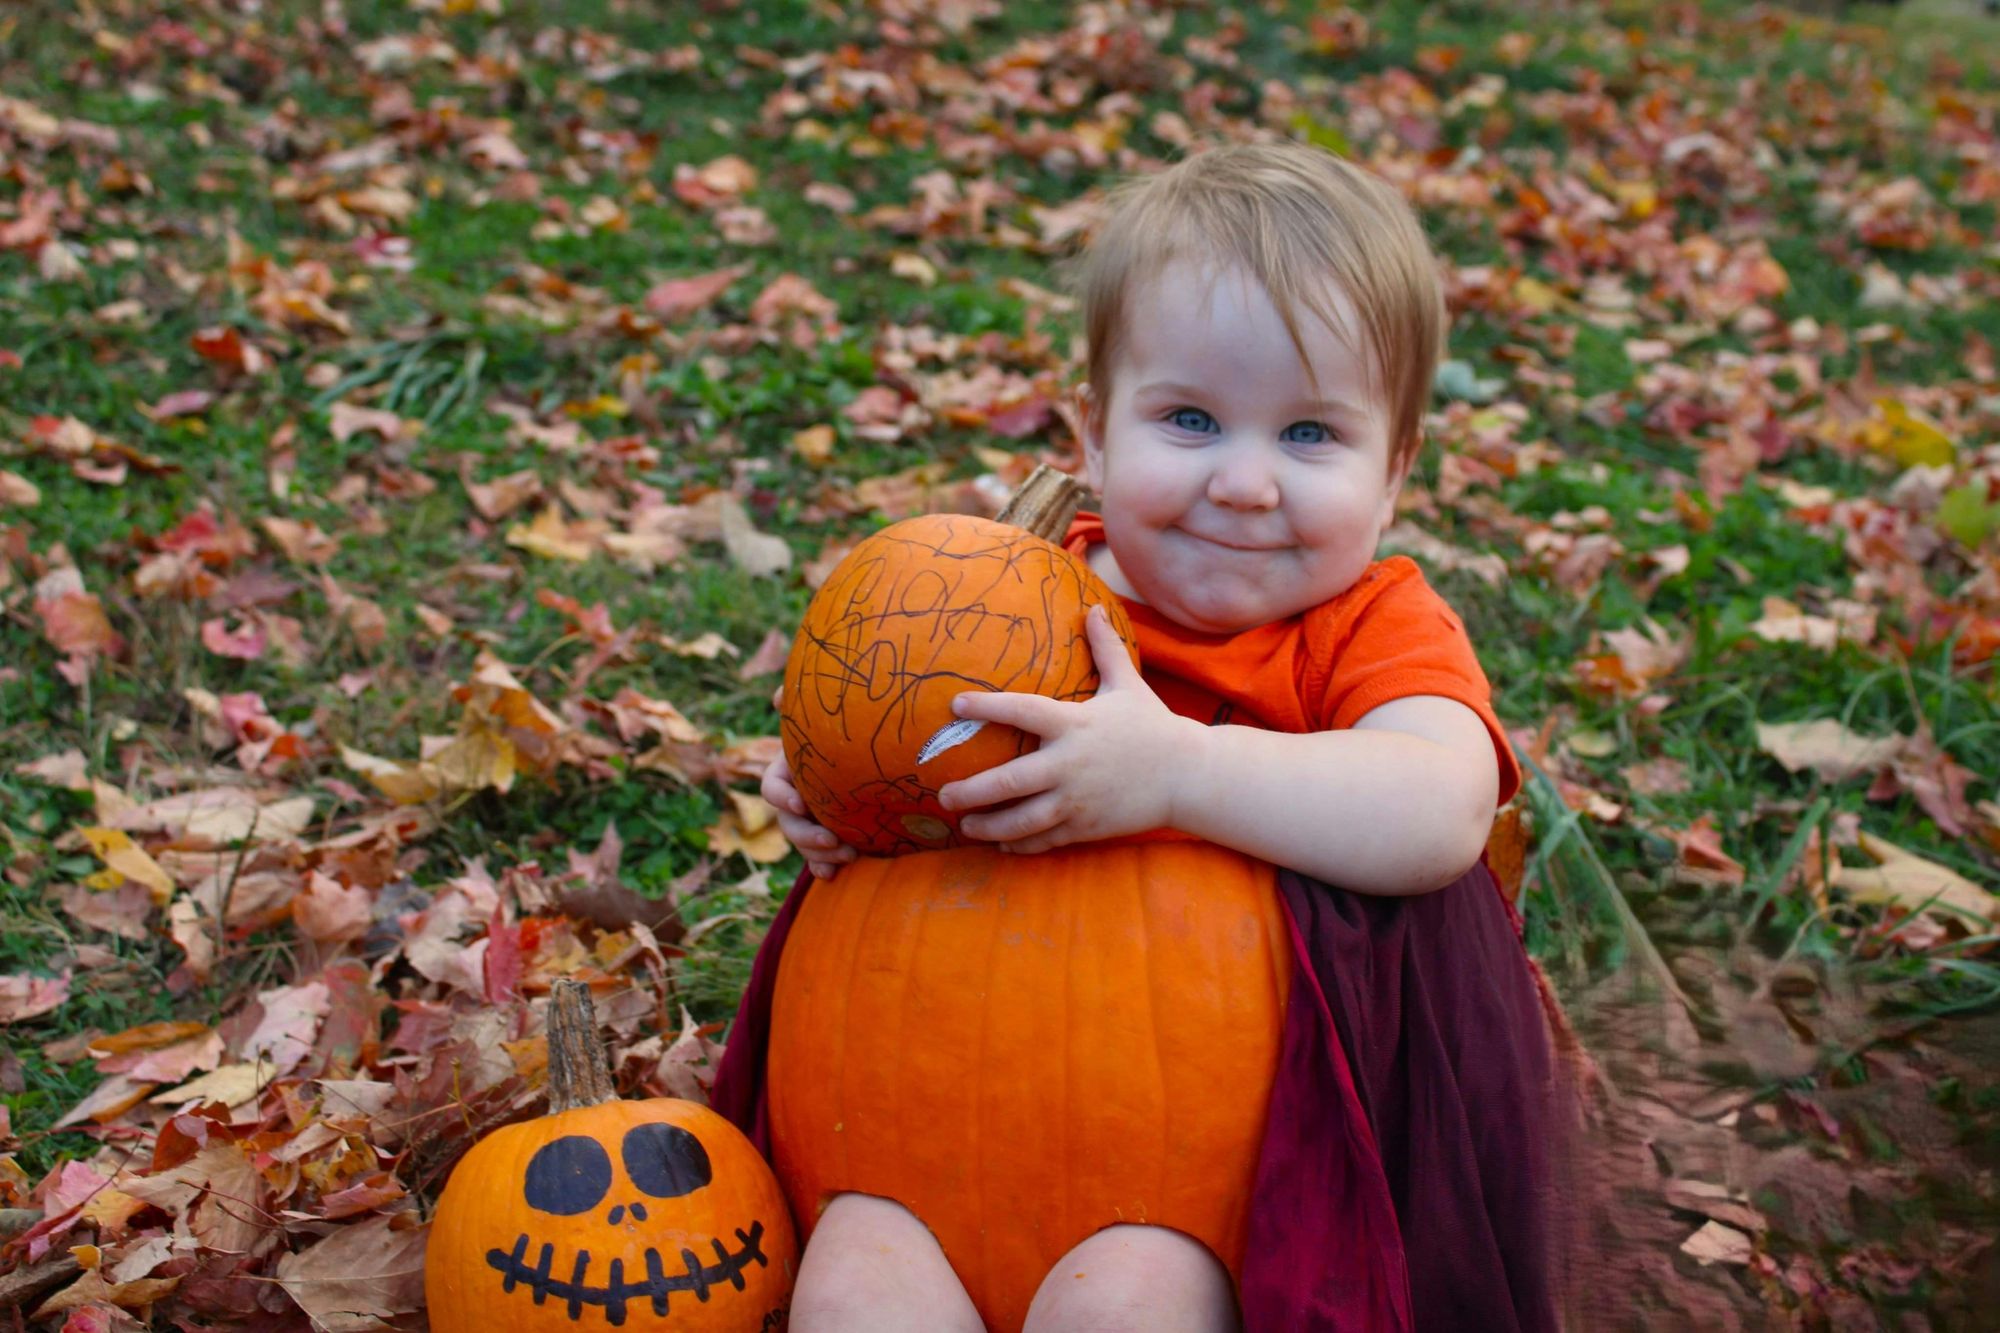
[427,985,797,1333]
[492,1119,773,1317]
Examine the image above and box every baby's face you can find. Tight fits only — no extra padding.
[1082,259,1406,635]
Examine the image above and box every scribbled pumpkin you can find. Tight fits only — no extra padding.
[428,981,797,1332]
[781,509,1136,856]
[766,840,1292,1331]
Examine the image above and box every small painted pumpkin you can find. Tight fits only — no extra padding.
[427,980,797,1332]
[780,468,1137,856]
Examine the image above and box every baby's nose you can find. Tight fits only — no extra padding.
[1206,453,1280,510]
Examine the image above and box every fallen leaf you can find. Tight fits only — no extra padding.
[1747,596,1877,652]
[16,749,89,790]
[1830,831,1995,924]
[77,828,175,905]
[1679,1220,1755,1267]
[506,506,598,562]
[293,871,372,943]
[273,1213,427,1330]
[147,1063,275,1108]
[1661,1178,1769,1235]
[657,631,738,660]
[642,263,748,321]
[791,423,837,464]
[708,791,789,863]
[199,616,267,661]
[736,627,791,680]
[0,469,38,506]
[1755,719,1906,783]
[0,971,72,1022]
[717,495,791,577]
[1857,397,1953,467]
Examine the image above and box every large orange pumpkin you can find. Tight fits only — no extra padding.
[427,981,798,1332]
[781,485,1136,856]
[766,840,1292,1331]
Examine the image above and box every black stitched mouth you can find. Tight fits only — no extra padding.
[486,1218,770,1326]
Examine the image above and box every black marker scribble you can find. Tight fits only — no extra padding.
[784,517,1120,853]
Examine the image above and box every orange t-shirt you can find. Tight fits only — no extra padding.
[1067,513,1522,806]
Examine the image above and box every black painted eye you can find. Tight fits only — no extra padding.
[523,1135,613,1216]
[621,1122,712,1199]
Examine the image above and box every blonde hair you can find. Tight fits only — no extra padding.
[1073,141,1446,472]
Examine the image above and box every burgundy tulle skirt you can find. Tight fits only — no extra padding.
[712,858,1559,1332]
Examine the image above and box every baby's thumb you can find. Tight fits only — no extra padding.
[1086,604,1137,683]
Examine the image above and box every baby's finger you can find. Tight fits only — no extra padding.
[776,807,840,850]
[950,689,1071,737]
[959,791,1066,843]
[1084,604,1141,687]
[1000,825,1076,856]
[760,757,809,817]
[937,753,1057,814]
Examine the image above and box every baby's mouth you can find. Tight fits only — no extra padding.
[1180,529,1286,552]
[486,1218,771,1324]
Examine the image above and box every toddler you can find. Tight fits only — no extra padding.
[737,141,1556,1332]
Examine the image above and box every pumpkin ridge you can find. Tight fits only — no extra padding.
[966,860,1003,1298]
[1138,853,1172,1232]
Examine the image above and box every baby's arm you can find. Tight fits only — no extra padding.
[1168,696,1498,894]
[941,607,1498,894]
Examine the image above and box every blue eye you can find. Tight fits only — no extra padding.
[1167,407,1217,434]
[1282,421,1333,445]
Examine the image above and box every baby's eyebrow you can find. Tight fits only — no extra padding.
[1132,379,1214,400]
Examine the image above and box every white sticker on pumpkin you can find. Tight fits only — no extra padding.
[916,718,987,765]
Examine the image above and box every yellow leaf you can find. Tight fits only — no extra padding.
[425,728,518,796]
[1831,831,1995,923]
[339,745,443,805]
[726,789,777,834]
[1859,398,1954,468]
[1512,276,1565,315]
[77,826,174,905]
[889,252,938,287]
[709,794,790,863]
[791,424,837,465]
[148,1061,276,1108]
[505,507,596,562]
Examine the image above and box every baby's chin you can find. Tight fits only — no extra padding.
[1131,580,1311,636]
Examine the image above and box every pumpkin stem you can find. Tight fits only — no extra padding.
[995,463,1090,543]
[546,979,618,1111]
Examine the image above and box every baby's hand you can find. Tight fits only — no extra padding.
[938,605,1200,854]
[763,751,857,880]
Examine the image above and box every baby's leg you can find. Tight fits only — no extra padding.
[789,1192,984,1333]
[1022,1224,1240,1333]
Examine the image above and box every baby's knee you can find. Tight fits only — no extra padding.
[791,1194,982,1333]
[1024,1224,1240,1333]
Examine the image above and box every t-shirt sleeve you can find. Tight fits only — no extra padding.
[1302,559,1522,806]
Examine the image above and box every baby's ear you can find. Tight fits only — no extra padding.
[1075,384,1107,489]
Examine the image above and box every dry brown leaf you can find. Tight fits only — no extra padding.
[1755,719,1905,783]
[16,749,89,790]
[717,495,792,577]
[0,469,38,507]
[147,1063,275,1108]
[1679,1220,1754,1267]
[274,1212,427,1331]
